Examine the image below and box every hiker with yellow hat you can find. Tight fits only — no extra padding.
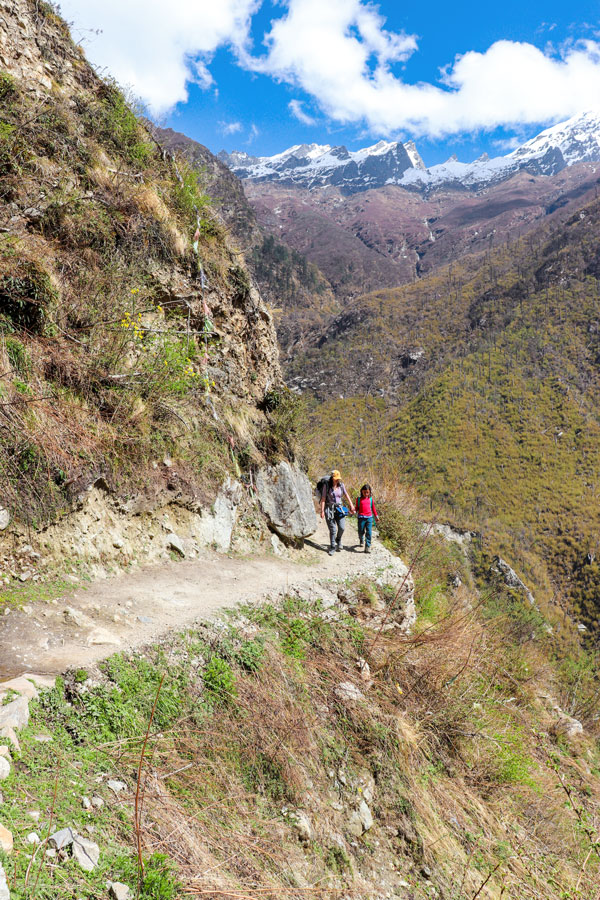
[319,470,355,556]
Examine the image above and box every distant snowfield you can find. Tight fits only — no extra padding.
[221,110,600,192]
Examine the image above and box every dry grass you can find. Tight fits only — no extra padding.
[84,572,600,900]
[0,64,284,531]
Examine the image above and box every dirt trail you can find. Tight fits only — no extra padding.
[0,519,408,679]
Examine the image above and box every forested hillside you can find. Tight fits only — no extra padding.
[298,197,600,626]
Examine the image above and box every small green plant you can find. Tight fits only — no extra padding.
[419,759,445,785]
[203,656,236,703]
[325,845,351,874]
[281,618,310,659]
[13,378,31,395]
[0,72,16,103]
[417,584,446,622]
[91,80,153,166]
[171,162,211,229]
[493,730,538,788]
[1,688,19,706]
[5,335,30,375]
[355,580,379,606]
[0,121,14,141]
[139,852,181,900]
[235,638,265,673]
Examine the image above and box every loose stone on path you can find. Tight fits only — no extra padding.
[0,824,13,853]
[107,779,127,794]
[72,835,100,871]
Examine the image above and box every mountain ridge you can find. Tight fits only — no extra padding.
[220,109,600,194]
[219,139,418,193]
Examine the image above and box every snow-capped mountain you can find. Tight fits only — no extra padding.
[218,140,422,192]
[220,110,600,194]
[404,110,600,191]
[511,110,600,166]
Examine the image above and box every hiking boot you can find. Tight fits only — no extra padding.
[358,540,364,548]
[328,547,335,556]
[336,544,342,552]
[364,546,371,554]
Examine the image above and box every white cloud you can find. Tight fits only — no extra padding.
[288,99,316,125]
[493,135,523,152]
[58,0,260,114]
[58,0,600,138]
[246,123,260,143]
[243,0,600,137]
[219,120,243,134]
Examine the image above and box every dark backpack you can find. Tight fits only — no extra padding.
[316,475,330,498]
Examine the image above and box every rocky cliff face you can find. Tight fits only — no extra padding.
[151,124,338,352]
[0,0,85,94]
[0,0,294,573]
[0,0,279,401]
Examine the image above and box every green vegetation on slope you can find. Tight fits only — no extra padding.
[298,199,600,626]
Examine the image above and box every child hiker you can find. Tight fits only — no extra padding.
[355,483,378,553]
[320,470,355,556]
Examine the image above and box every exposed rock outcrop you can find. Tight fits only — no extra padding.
[492,557,537,607]
[255,461,317,542]
[11,478,245,575]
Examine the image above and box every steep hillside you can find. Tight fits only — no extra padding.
[0,0,286,554]
[245,181,416,303]
[296,197,600,627]
[1,501,599,900]
[151,125,337,352]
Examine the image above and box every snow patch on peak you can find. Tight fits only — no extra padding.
[355,139,397,158]
[272,143,332,163]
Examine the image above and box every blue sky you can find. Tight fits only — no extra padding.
[61,0,600,166]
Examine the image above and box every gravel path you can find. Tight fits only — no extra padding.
[0,518,408,678]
